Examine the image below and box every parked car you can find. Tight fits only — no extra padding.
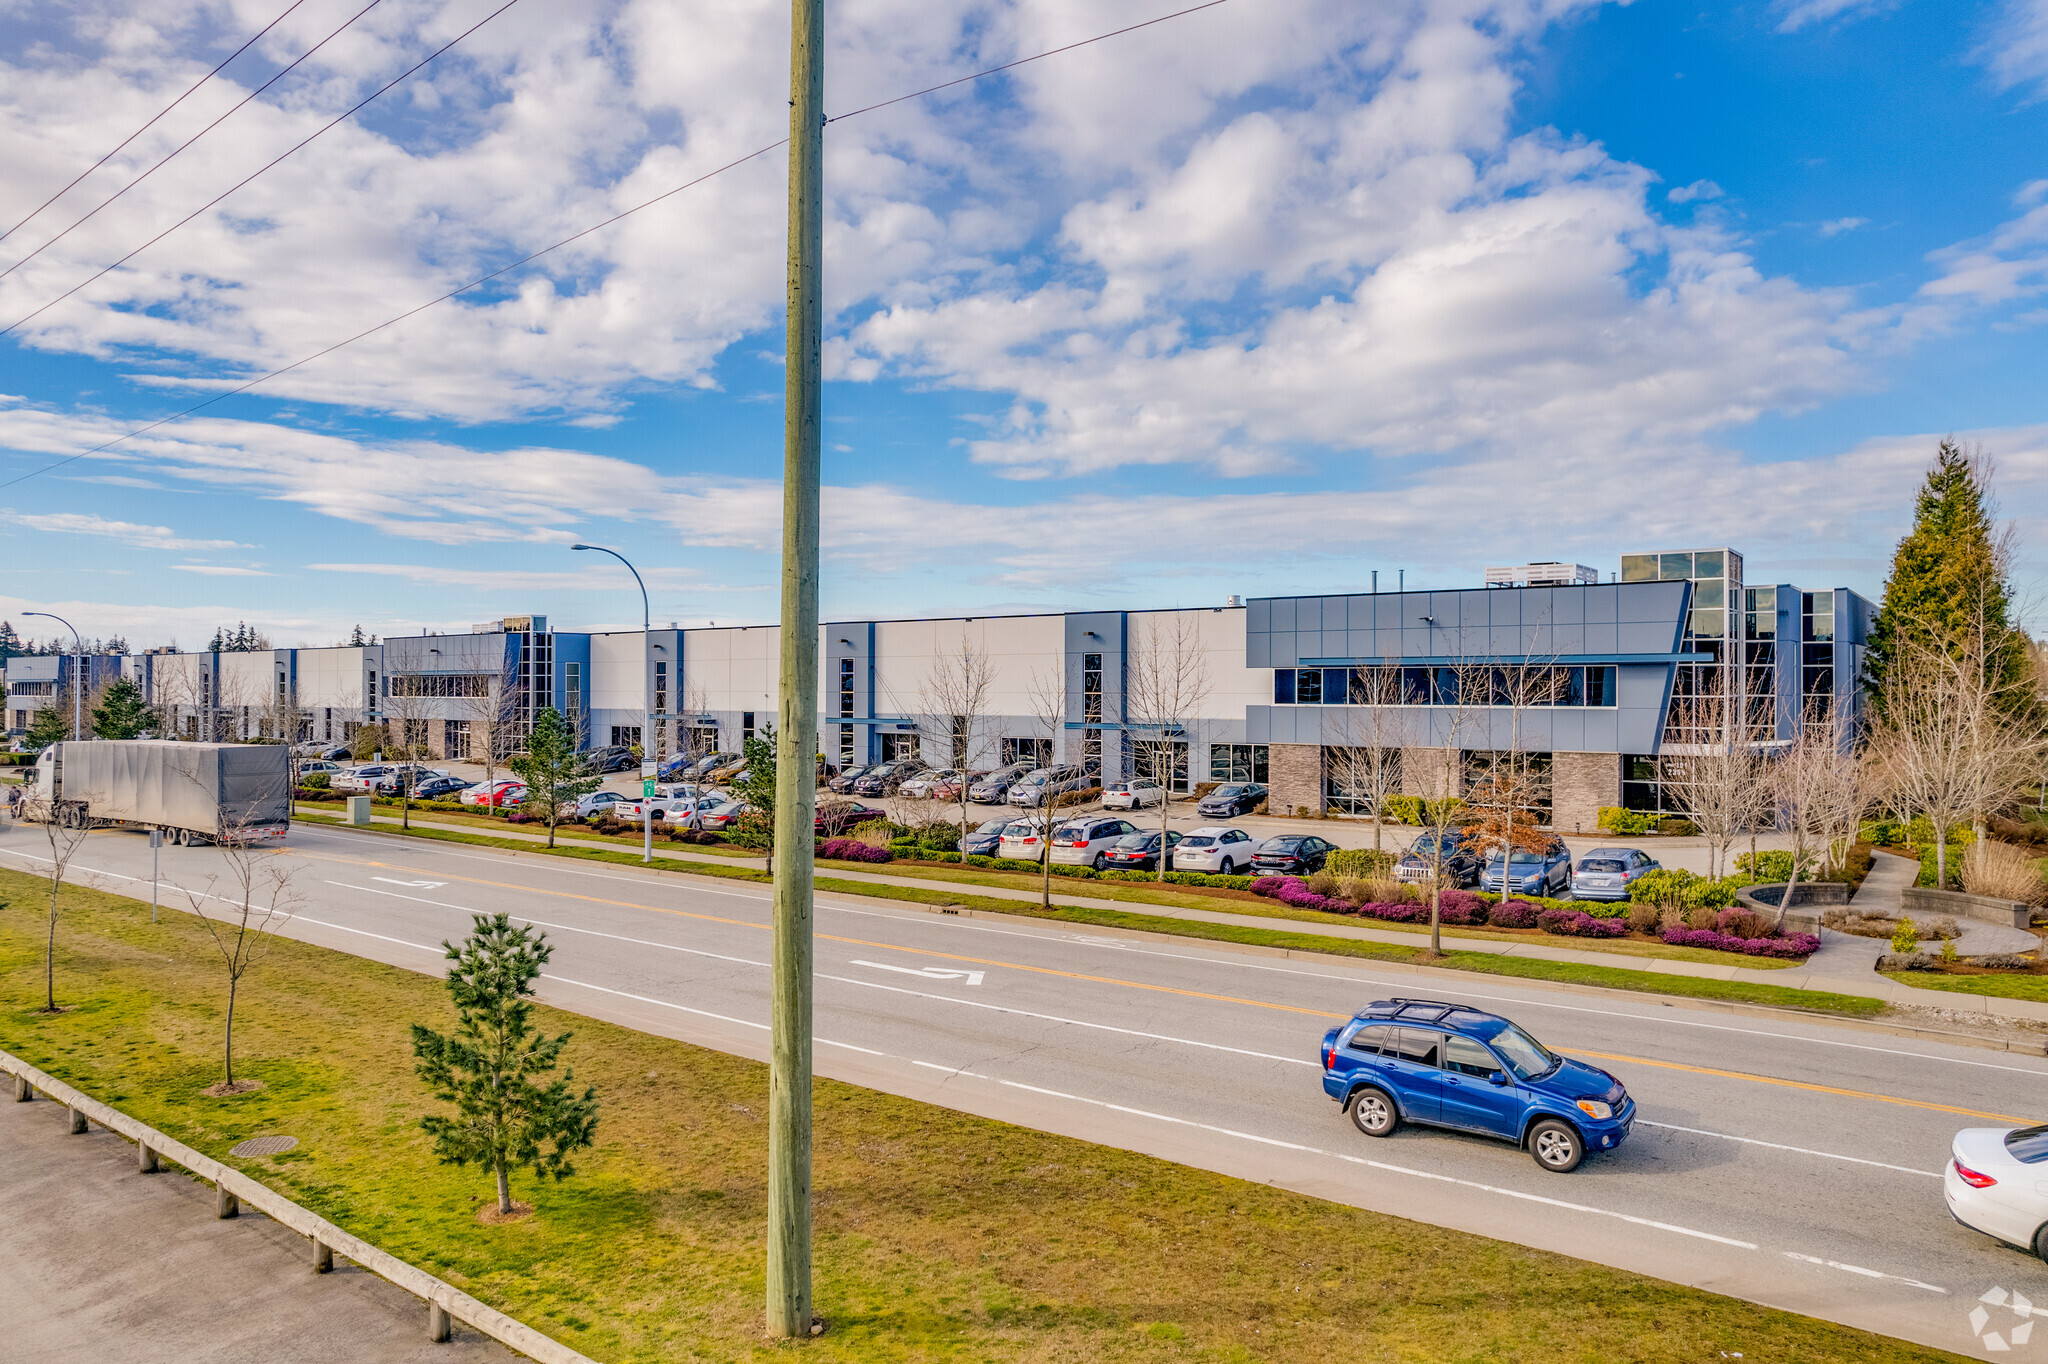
[1394,830,1483,887]
[707,754,751,783]
[413,776,473,801]
[816,799,883,836]
[997,817,1051,862]
[1101,779,1165,810]
[295,759,343,778]
[1252,834,1340,876]
[462,779,528,807]
[1102,830,1182,872]
[968,762,1035,803]
[582,745,638,774]
[925,770,983,802]
[827,764,874,795]
[331,764,392,793]
[1172,826,1261,875]
[373,765,448,795]
[313,744,352,761]
[898,768,959,799]
[1198,782,1267,818]
[1321,997,1635,1173]
[1571,848,1663,902]
[1049,816,1142,869]
[696,800,752,832]
[619,792,726,825]
[1480,839,1574,896]
[959,817,1012,856]
[1946,1125,2048,1263]
[1006,765,1090,808]
[853,760,927,796]
[565,790,630,821]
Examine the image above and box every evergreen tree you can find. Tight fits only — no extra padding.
[90,677,156,739]
[412,914,599,1216]
[208,627,227,654]
[1866,439,2027,711]
[26,706,70,748]
[508,708,599,848]
[0,620,20,663]
[349,624,367,647]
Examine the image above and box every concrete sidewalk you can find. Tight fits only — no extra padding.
[0,1092,509,1363]
[299,806,2048,1023]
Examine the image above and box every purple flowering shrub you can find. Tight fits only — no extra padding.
[1487,898,1540,928]
[817,838,893,863]
[1250,876,1288,898]
[1661,926,1818,958]
[1536,908,1631,938]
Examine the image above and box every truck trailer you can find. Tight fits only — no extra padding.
[30,741,291,845]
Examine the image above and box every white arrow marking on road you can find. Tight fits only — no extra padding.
[851,959,984,986]
[371,877,446,889]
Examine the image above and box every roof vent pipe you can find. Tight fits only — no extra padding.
[1226,594,1242,608]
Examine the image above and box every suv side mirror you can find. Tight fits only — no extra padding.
[1488,1071,1511,1086]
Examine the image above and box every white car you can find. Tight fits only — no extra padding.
[898,769,959,799]
[331,764,393,793]
[996,817,1050,862]
[1947,1125,2048,1261]
[1101,780,1164,810]
[564,791,629,821]
[618,792,726,825]
[1049,815,1141,868]
[296,759,343,777]
[1170,826,1262,875]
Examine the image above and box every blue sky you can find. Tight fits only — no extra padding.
[3,0,2046,648]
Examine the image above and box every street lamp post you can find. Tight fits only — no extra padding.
[24,611,84,740]
[572,544,653,864]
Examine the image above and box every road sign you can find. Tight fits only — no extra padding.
[643,778,656,798]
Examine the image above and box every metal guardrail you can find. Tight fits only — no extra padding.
[2,1049,601,1363]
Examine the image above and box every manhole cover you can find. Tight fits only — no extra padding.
[230,1135,299,1158]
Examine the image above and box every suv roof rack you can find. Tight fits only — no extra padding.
[1363,997,1463,1017]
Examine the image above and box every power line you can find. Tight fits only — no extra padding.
[0,0,1239,492]
[0,0,313,246]
[0,0,523,337]
[1,0,381,282]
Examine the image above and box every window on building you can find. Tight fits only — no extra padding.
[611,725,642,748]
[879,731,920,760]
[1132,739,1190,793]
[838,657,855,718]
[1324,747,1400,815]
[654,660,668,716]
[388,673,494,698]
[742,711,756,743]
[564,662,583,748]
[1463,751,1552,821]
[1209,743,1269,784]
[443,719,470,758]
[1082,727,1102,776]
[838,723,854,767]
[1002,737,1053,767]
[1083,653,1102,723]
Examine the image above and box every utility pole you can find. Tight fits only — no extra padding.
[25,611,83,739]
[768,0,823,1338]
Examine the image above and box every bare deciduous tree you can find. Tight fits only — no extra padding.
[382,680,435,832]
[459,657,523,797]
[917,633,998,845]
[1024,663,1076,911]
[1324,663,1404,854]
[1657,688,1775,880]
[181,813,300,1094]
[1125,615,1212,881]
[22,789,93,1013]
[1771,700,1868,906]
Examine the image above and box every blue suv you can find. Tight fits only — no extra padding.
[1319,998,1634,1173]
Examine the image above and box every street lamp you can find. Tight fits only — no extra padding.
[24,611,83,740]
[572,544,654,864]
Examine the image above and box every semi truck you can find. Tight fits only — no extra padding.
[28,741,292,845]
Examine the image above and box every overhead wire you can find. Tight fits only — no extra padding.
[0,0,524,337]
[0,0,314,246]
[0,0,1239,493]
[1,0,383,282]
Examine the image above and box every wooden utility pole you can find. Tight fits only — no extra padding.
[768,0,824,1338]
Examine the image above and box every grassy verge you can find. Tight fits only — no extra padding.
[0,872,1952,1363]
[301,814,1882,1017]
[1882,970,2048,1002]
[294,803,763,858]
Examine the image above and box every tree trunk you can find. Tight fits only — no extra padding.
[223,975,238,1086]
[496,1162,512,1215]
[1157,788,1169,883]
[1040,797,1054,910]
[1429,881,1441,956]
[45,888,58,1012]
[1934,827,1948,889]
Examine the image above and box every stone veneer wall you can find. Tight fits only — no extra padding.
[1550,750,1619,834]
[1267,743,1323,817]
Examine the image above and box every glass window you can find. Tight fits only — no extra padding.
[1296,667,1323,704]
[1274,669,1296,704]
[1347,1024,1396,1056]
[1690,607,1725,638]
[1443,1035,1499,1078]
[1433,667,1460,705]
[1487,1024,1557,1080]
[1392,1029,1440,1067]
[1403,667,1432,704]
[1693,579,1725,608]
[1660,551,1694,580]
[1693,549,1724,578]
[2005,1125,2048,1164]
[1586,666,1614,707]
[1324,668,1350,701]
[1747,585,1776,613]
[1620,554,1657,582]
[1581,859,1625,873]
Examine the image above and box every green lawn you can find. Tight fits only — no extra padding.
[294,802,763,858]
[0,870,1955,1363]
[299,813,1883,1018]
[1882,970,2048,1002]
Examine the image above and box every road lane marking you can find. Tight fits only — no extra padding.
[851,960,985,986]
[1564,1048,2036,1125]
[1782,1253,1946,1293]
[1634,1122,1943,1178]
[16,842,2037,1127]
[372,877,446,889]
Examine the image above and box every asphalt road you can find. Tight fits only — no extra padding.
[3,817,2039,1361]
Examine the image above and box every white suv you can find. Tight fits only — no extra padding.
[1049,816,1141,869]
[1171,826,1261,875]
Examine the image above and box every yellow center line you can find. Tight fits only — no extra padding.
[296,847,2035,1121]
[1561,1048,2033,1125]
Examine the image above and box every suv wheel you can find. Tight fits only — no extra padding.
[1092,853,1108,871]
[1350,1087,1399,1137]
[1218,858,1234,875]
[1529,1119,1584,1173]
[2035,1222,2048,1266]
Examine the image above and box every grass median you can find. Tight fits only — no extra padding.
[297,812,1886,1019]
[0,869,1957,1363]
[1882,970,2048,1002]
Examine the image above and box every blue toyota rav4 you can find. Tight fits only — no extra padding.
[1320,998,1634,1173]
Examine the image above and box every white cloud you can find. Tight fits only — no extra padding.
[1667,179,1724,203]
[1919,190,2048,309]
[171,564,271,576]
[305,562,763,591]
[1772,0,1897,33]
[1818,216,1868,237]
[0,507,245,549]
[1978,0,2048,93]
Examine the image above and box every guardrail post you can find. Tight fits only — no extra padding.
[215,1182,239,1219]
[67,1105,88,1134]
[428,1302,452,1342]
[14,1074,31,1101]
[313,1239,333,1274]
[137,1141,159,1173]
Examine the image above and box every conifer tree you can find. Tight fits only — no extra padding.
[508,707,599,848]
[1867,439,2027,713]
[412,915,598,1216]
[26,706,70,748]
[90,677,156,739]
[0,620,22,663]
